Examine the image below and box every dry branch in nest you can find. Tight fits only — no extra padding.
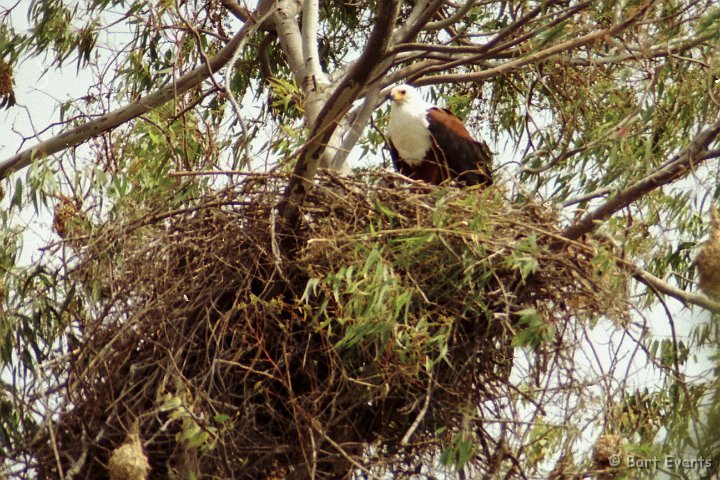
[21,171,628,479]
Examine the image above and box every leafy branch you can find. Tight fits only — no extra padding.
[0,7,270,180]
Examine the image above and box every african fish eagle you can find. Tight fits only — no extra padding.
[387,84,493,187]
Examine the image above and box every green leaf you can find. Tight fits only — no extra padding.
[213,414,230,424]
[512,308,555,348]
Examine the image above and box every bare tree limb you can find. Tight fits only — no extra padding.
[479,1,591,59]
[562,187,612,208]
[301,0,331,130]
[311,418,378,479]
[320,117,352,172]
[330,83,384,169]
[632,266,720,314]
[278,0,401,230]
[0,8,267,181]
[562,118,720,241]
[269,0,305,87]
[218,0,255,23]
[393,0,446,44]
[301,0,322,81]
[390,0,571,57]
[560,30,716,67]
[265,0,339,169]
[423,0,478,32]
[223,7,279,167]
[393,27,714,67]
[413,6,647,85]
[400,369,433,445]
[389,27,711,87]
[593,229,720,313]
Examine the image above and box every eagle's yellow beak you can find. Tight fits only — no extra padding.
[389,88,407,103]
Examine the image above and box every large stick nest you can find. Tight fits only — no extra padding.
[22,171,628,479]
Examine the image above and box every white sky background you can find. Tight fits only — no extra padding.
[0,0,716,475]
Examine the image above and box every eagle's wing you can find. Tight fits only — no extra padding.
[387,138,401,171]
[426,107,493,187]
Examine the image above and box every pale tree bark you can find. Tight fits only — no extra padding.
[265,0,345,171]
[300,0,330,128]
[277,0,402,230]
[298,0,338,170]
[330,84,384,170]
[265,0,305,87]
[632,265,720,313]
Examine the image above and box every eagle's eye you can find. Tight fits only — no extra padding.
[400,89,406,95]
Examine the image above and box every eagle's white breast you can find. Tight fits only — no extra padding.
[388,99,432,166]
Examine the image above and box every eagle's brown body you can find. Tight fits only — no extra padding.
[387,85,492,187]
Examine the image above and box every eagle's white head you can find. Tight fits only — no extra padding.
[388,84,427,109]
[387,84,432,165]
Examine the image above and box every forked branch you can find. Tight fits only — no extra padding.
[277,1,402,229]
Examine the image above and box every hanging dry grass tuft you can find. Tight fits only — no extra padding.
[22,171,628,479]
[107,432,149,480]
[592,433,625,480]
[697,206,720,300]
[0,61,14,108]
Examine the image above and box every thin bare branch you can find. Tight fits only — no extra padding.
[400,369,433,445]
[423,0,478,32]
[0,9,265,181]
[562,188,612,208]
[222,6,278,167]
[390,26,713,86]
[560,30,717,66]
[593,227,720,313]
[393,0,446,44]
[562,118,720,241]
[413,6,648,85]
[479,1,591,59]
[633,261,720,313]
[330,83,383,169]
[218,0,255,23]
